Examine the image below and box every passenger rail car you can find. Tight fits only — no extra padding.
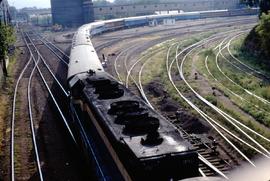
[104,19,125,31]
[68,8,258,180]
[200,10,230,18]
[124,17,148,28]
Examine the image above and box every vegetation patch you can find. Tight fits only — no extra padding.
[196,48,270,131]
[0,23,16,178]
[0,52,17,178]
[243,11,270,68]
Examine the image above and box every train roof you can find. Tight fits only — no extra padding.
[68,46,104,79]
[79,72,195,159]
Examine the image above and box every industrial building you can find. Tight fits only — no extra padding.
[0,0,10,25]
[50,0,241,26]
[50,0,94,27]
[94,0,240,19]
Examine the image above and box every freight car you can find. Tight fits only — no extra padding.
[124,16,148,28]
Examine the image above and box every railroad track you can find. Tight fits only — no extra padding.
[166,35,238,178]
[109,18,257,104]
[128,27,270,178]
[35,33,70,65]
[214,37,270,106]
[10,31,76,181]
[11,32,44,181]
[226,34,270,79]
[177,30,270,157]
[110,37,168,103]
[113,43,140,83]
[25,31,75,140]
[113,33,234,178]
[172,120,232,177]
[173,29,270,154]
[125,45,167,106]
[205,34,270,116]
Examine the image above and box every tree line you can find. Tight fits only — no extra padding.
[0,24,15,76]
[243,0,270,63]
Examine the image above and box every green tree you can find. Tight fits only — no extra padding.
[255,12,270,56]
[0,24,15,76]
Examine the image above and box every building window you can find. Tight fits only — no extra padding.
[155,5,157,8]
[133,6,136,9]
[110,7,112,10]
[144,5,147,8]
[99,8,102,11]
[165,4,167,7]
[121,6,124,10]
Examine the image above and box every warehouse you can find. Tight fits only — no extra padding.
[50,0,94,27]
[94,0,240,19]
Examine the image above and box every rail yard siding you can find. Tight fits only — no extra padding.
[94,0,240,19]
